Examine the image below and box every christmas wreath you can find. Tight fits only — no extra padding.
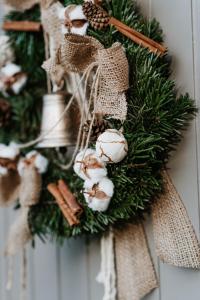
[0,0,196,240]
[2,1,200,299]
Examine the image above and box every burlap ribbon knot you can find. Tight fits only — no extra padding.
[43,34,129,120]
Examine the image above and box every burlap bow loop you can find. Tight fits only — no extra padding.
[58,34,103,73]
[96,42,129,93]
[95,42,129,119]
[43,34,129,120]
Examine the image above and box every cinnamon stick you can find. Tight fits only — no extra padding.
[3,21,41,32]
[115,25,159,55]
[58,179,83,217]
[109,17,166,55]
[47,183,79,226]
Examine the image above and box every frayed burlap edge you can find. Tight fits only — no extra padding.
[114,223,158,300]
[152,170,200,269]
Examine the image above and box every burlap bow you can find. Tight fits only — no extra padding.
[43,34,129,120]
[108,170,200,300]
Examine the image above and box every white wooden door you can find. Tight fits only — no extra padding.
[0,1,200,299]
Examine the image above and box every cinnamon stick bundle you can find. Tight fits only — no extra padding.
[58,179,83,217]
[3,21,41,32]
[47,181,83,227]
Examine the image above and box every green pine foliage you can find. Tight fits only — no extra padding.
[1,0,196,241]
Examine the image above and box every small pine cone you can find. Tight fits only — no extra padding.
[82,1,110,30]
[0,98,11,128]
[83,118,109,142]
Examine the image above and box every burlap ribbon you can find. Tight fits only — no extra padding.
[43,34,129,120]
[114,223,158,300]
[5,165,42,256]
[152,170,200,268]
[41,2,63,56]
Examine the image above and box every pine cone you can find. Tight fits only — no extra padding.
[0,98,11,128]
[82,1,110,30]
[83,118,108,142]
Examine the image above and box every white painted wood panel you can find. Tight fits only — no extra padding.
[0,1,200,299]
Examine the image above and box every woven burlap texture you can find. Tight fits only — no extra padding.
[58,34,104,73]
[41,2,63,55]
[43,34,128,120]
[5,207,32,256]
[19,165,42,206]
[95,43,128,119]
[6,165,42,256]
[152,170,200,268]
[0,171,20,206]
[114,223,158,300]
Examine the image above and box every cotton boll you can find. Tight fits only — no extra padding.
[26,150,48,174]
[18,151,49,176]
[83,177,114,212]
[11,73,27,94]
[69,4,87,20]
[0,142,20,160]
[34,153,49,174]
[70,22,88,35]
[1,63,21,77]
[74,148,107,181]
[18,151,48,176]
[96,129,128,163]
[59,5,88,36]
[26,150,49,174]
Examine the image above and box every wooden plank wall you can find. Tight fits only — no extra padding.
[0,0,200,299]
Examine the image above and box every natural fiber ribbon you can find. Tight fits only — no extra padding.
[5,165,42,256]
[114,223,158,300]
[43,34,129,120]
[5,0,55,11]
[152,170,200,268]
[41,2,63,56]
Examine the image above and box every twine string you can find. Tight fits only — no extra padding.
[15,66,93,150]
[59,64,100,170]
[6,256,14,291]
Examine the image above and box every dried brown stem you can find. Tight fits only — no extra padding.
[3,21,41,32]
